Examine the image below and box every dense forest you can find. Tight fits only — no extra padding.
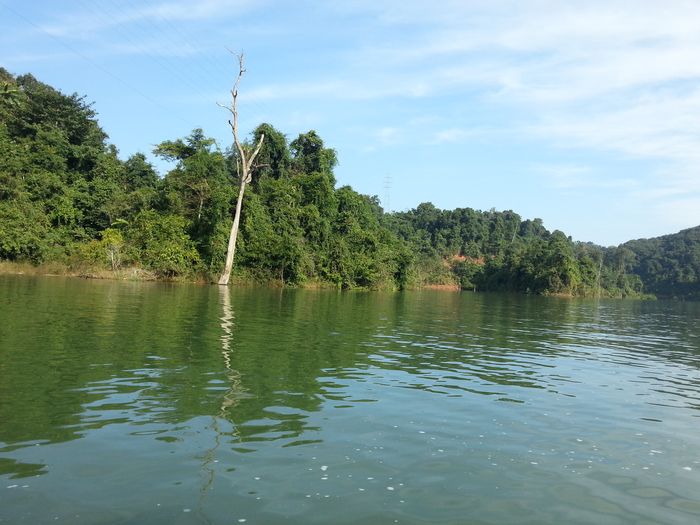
[1,68,699,299]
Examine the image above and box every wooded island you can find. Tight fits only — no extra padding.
[1,68,698,299]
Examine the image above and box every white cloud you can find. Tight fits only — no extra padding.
[352,1,700,231]
[431,128,470,144]
[41,0,267,38]
[1,51,75,66]
[338,2,700,142]
[9,0,700,234]
[533,163,638,191]
[375,127,401,145]
[245,74,433,102]
[245,81,345,102]
[252,1,700,169]
[304,2,700,234]
[651,196,700,235]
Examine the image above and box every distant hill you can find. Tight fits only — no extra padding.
[623,226,700,300]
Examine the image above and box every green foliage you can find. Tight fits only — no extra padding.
[385,203,656,297]
[126,211,200,277]
[153,128,215,161]
[290,130,337,182]
[73,228,126,270]
[1,69,698,298]
[0,68,162,262]
[252,123,291,181]
[155,129,233,276]
[621,227,700,299]
[0,199,50,262]
[234,130,407,289]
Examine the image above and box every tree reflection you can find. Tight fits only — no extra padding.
[218,284,246,417]
[199,285,247,512]
[2,278,699,487]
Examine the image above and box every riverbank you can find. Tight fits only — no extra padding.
[0,261,661,298]
[0,261,384,290]
[0,261,460,292]
[0,261,158,281]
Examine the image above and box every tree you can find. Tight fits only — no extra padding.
[126,210,200,277]
[251,123,290,183]
[155,129,233,275]
[290,130,337,181]
[217,54,265,285]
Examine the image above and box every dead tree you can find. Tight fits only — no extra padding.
[217,53,265,285]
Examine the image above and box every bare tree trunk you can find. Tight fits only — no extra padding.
[218,178,247,285]
[217,53,265,285]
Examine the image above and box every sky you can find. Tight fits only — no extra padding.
[2,0,700,246]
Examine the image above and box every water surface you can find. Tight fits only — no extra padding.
[1,276,699,524]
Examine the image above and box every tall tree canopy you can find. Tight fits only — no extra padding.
[1,68,698,298]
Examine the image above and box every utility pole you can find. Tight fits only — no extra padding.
[383,174,392,213]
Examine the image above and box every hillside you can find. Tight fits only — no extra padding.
[622,226,700,300]
[1,67,698,299]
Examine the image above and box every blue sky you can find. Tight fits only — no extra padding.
[2,0,700,246]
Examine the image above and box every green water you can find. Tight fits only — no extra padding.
[1,276,699,524]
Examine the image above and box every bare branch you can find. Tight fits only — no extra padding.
[230,56,245,166]
[216,101,235,116]
[248,132,266,167]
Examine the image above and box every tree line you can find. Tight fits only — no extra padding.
[1,68,698,299]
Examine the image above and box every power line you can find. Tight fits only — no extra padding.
[115,0,274,119]
[111,0,274,135]
[76,0,211,102]
[123,0,228,85]
[3,0,276,147]
[0,0,196,130]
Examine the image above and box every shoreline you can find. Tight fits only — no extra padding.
[0,261,660,299]
[0,261,460,291]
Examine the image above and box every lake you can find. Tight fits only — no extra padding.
[1,275,699,524]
